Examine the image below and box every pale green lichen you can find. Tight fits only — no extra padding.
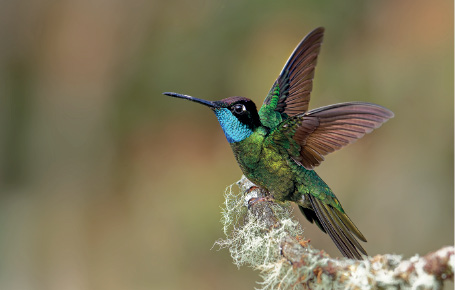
[214,176,454,290]
[216,176,301,268]
[215,176,314,290]
[214,176,353,289]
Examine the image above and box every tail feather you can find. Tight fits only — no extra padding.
[307,194,367,259]
[335,210,367,242]
[298,205,326,233]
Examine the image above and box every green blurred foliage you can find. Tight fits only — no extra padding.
[0,0,453,289]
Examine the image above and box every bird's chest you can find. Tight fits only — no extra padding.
[230,132,295,200]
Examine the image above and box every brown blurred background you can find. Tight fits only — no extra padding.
[0,0,453,289]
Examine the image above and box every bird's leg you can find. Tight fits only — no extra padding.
[243,186,275,209]
[247,196,275,209]
[246,185,260,193]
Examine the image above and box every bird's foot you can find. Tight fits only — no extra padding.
[247,196,275,209]
[243,185,274,208]
[245,185,260,193]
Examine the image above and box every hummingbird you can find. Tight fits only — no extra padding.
[163,27,393,259]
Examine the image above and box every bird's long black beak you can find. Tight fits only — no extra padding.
[163,92,220,109]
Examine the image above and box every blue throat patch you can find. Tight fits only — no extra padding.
[213,108,253,143]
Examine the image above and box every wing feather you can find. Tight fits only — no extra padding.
[272,102,393,169]
[293,102,394,169]
[259,27,325,128]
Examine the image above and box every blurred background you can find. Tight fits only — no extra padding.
[0,0,453,289]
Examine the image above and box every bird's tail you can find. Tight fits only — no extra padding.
[304,193,367,259]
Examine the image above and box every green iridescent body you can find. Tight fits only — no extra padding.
[164,27,393,259]
[231,127,337,210]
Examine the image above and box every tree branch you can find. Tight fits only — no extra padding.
[214,176,454,290]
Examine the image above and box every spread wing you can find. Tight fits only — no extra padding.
[258,27,324,129]
[271,102,394,170]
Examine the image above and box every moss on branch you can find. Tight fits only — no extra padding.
[214,176,454,290]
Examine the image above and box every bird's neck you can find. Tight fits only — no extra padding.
[228,126,268,177]
[213,108,260,143]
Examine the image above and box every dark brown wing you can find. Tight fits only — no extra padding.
[291,102,394,170]
[259,27,324,128]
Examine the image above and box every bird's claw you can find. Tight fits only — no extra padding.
[246,186,260,193]
[243,185,274,208]
[247,196,275,209]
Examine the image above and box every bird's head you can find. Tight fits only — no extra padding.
[163,92,261,143]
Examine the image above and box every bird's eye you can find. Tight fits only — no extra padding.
[232,104,246,114]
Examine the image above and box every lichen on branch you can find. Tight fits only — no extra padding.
[214,176,454,290]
